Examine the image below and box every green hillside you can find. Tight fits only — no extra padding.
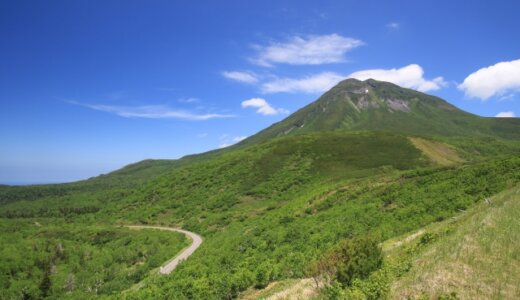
[119,151,519,299]
[0,159,179,205]
[242,79,520,146]
[243,184,520,300]
[1,79,520,299]
[3,79,518,207]
[0,220,189,299]
[387,185,520,299]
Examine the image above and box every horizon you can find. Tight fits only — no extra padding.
[1,0,520,184]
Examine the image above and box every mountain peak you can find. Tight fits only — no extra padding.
[318,78,419,115]
[324,78,408,102]
[240,79,520,146]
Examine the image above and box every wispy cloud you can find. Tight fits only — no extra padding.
[261,72,344,94]
[495,111,516,118]
[458,59,520,100]
[260,64,446,94]
[219,135,248,148]
[222,71,259,84]
[107,91,128,100]
[386,22,400,30]
[498,93,516,102]
[241,98,289,115]
[178,97,199,103]
[349,64,447,92]
[67,101,234,121]
[251,34,364,67]
[155,87,178,92]
[233,136,247,143]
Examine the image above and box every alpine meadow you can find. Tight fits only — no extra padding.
[1,1,520,300]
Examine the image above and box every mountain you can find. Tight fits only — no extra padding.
[242,78,520,146]
[2,79,520,299]
[55,78,519,189]
[6,79,519,206]
[82,78,519,189]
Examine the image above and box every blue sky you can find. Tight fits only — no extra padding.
[1,0,519,184]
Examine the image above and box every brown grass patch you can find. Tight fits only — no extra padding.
[410,137,464,166]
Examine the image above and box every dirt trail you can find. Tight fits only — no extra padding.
[125,225,203,274]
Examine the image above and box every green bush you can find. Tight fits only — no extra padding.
[309,237,383,288]
[438,291,460,300]
[324,281,346,300]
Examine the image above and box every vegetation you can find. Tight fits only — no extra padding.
[2,79,520,299]
[408,137,464,166]
[308,237,383,288]
[121,150,519,298]
[241,79,520,146]
[248,184,520,300]
[2,133,520,299]
[389,185,520,299]
[0,221,188,299]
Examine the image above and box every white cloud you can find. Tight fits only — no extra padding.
[495,111,516,118]
[222,71,259,84]
[252,34,363,66]
[68,101,234,121]
[241,98,289,115]
[386,22,400,30]
[155,87,177,92]
[262,72,345,94]
[458,59,520,100]
[498,93,516,101]
[219,135,248,148]
[178,97,199,103]
[233,136,247,143]
[261,64,445,94]
[348,64,447,92]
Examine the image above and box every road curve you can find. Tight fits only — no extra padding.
[125,225,203,275]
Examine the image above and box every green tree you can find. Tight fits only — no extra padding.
[309,237,383,288]
[39,268,52,298]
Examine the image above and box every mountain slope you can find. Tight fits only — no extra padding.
[121,153,520,299]
[2,79,520,299]
[241,79,520,146]
[388,185,520,299]
[241,184,520,300]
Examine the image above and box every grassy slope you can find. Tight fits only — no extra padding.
[120,138,520,298]
[2,79,520,299]
[240,278,317,300]
[388,185,520,299]
[409,137,464,166]
[2,132,520,299]
[115,131,429,230]
[243,185,520,300]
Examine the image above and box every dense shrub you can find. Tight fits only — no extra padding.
[309,237,383,288]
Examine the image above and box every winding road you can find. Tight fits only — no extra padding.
[125,225,203,275]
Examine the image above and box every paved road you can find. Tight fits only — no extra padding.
[125,225,203,275]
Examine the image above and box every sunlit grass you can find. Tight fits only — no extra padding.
[390,185,520,299]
